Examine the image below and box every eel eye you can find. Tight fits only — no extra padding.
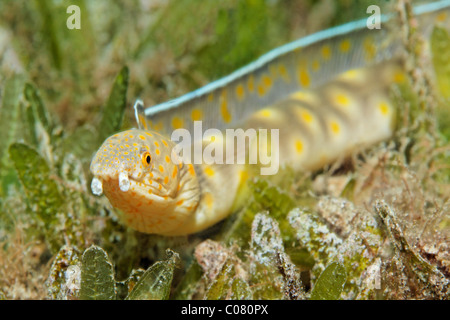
[142,152,151,166]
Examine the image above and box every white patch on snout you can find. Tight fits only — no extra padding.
[91,177,103,196]
[119,171,130,192]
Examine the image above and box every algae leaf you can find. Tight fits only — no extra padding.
[205,260,236,300]
[80,245,116,300]
[205,260,253,300]
[24,82,53,139]
[97,66,129,145]
[340,176,356,202]
[430,26,450,139]
[0,75,26,161]
[310,262,347,300]
[248,213,289,300]
[126,249,179,300]
[223,178,296,248]
[431,26,450,99]
[8,143,63,227]
[47,246,81,300]
[0,75,26,193]
[172,260,203,300]
[230,277,253,300]
[375,201,450,299]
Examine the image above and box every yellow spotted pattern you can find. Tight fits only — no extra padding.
[378,102,390,116]
[257,74,273,97]
[312,59,321,71]
[172,116,184,129]
[91,2,412,237]
[236,84,245,100]
[363,36,376,62]
[321,45,331,60]
[330,121,341,134]
[339,39,351,53]
[298,68,310,88]
[300,109,313,124]
[290,91,317,105]
[295,140,304,154]
[279,64,290,82]
[248,75,255,92]
[259,108,273,118]
[437,11,447,22]
[191,109,203,121]
[153,121,163,132]
[335,93,350,107]
[204,166,215,177]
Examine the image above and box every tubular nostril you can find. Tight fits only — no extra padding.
[91,177,103,196]
[119,171,130,192]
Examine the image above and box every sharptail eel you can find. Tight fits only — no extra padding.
[90,1,450,236]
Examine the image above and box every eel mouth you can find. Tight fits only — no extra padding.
[91,171,170,201]
[91,170,130,196]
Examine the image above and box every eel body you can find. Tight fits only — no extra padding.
[90,1,450,235]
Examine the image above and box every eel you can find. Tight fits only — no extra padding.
[90,1,450,235]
